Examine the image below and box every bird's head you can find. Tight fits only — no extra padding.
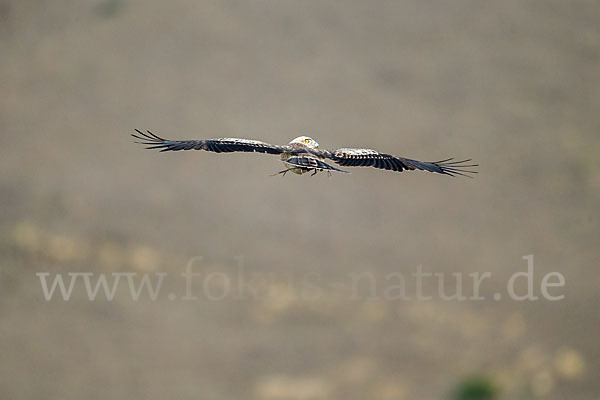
[290,136,319,149]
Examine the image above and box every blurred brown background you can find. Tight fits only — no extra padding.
[1,0,599,399]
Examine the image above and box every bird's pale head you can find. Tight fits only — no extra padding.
[290,136,319,149]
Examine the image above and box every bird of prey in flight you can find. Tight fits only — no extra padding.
[132,130,477,178]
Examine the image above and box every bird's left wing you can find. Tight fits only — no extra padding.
[310,148,477,177]
[132,130,285,155]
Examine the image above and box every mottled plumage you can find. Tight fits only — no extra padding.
[132,130,477,177]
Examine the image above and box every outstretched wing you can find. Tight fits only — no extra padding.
[283,156,349,173]
[313,148,477,177]
[132,130,285,155]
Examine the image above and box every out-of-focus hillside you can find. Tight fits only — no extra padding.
[1,1,599,399]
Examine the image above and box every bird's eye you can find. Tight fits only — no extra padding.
[304,139,310,144]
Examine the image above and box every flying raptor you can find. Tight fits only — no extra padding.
[132,130,477,177]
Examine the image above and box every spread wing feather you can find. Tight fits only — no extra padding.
[132,130,285,155]
[310,148,477,177]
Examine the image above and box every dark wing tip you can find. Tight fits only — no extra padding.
[132,129,174,151]
[132,129,166,143]
[431,158,479,178]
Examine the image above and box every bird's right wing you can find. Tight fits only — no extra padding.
[132,130,286,155]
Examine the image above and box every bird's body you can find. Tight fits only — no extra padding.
[132,130,477,178]
[279,152,310,175]
[276,136,348,176]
